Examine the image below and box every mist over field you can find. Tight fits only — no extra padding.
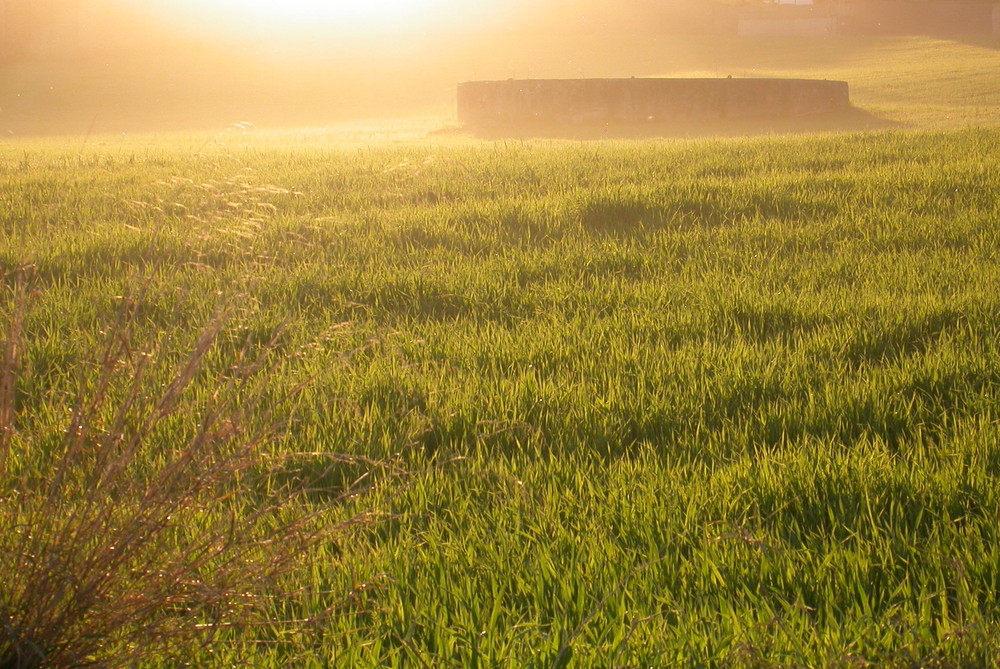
[2,0,995,137]
[0,0,662,135]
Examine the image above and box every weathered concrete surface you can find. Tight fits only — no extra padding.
[458,78,851,127]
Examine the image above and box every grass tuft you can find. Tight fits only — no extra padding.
[0,269,370,668]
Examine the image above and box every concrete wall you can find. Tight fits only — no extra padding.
[458,78,851,127]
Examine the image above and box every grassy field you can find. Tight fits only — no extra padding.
[3,31,1000,668]
[3,124,1000,666]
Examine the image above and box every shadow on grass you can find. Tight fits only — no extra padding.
[443,106,901,140]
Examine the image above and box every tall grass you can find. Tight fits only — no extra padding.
[2,126,1000,665]
[0,270,377,668]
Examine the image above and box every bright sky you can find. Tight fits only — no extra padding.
[161,0,469,37]
[212,0,446,24]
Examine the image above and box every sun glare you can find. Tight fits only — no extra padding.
[180,0,450,31]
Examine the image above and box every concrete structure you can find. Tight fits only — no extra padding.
[458,78,850,128]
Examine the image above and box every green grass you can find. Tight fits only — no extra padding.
[3,123,1000,665]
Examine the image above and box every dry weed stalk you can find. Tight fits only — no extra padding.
[0,271,376,668]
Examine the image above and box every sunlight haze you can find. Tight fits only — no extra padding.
[3,0,1000,665]
[161,0,457,35]
[147,0,522,41]
[1,0,998,136]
